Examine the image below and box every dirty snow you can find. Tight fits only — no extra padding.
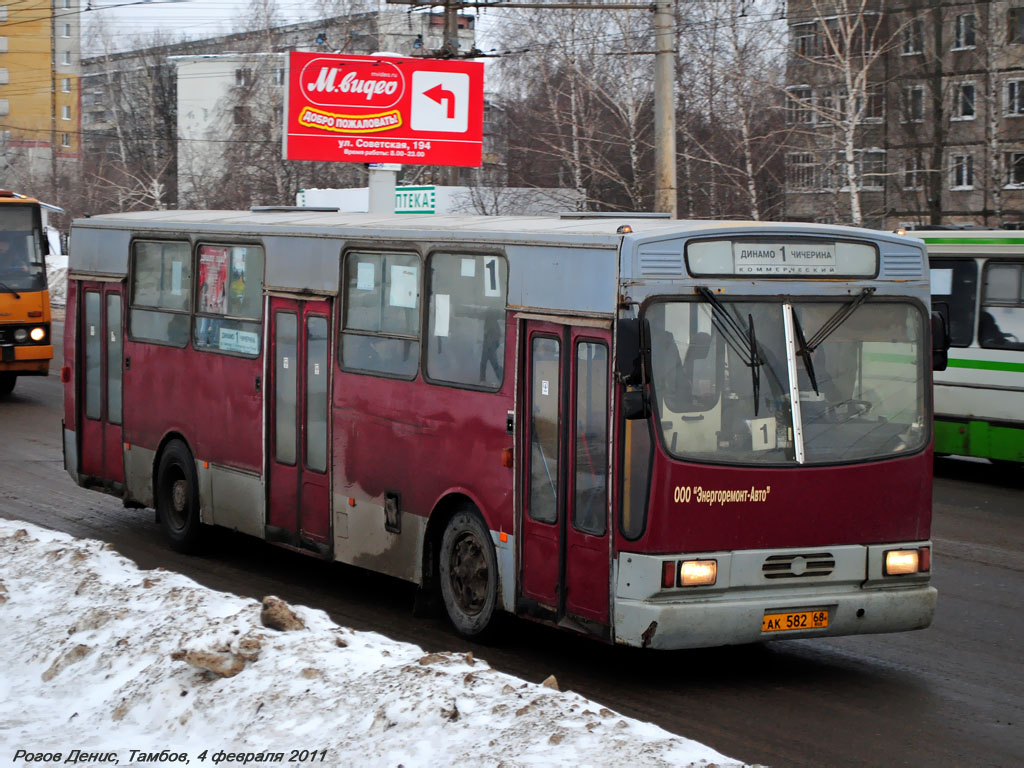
[0,520,742,767]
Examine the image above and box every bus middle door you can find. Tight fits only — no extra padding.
[519,320,611,637]
[266,297,332,554]
[78,281,125,488]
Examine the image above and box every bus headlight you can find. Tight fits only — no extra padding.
[13,329,28,342]
[30,327,45,342]
[680,559,718,586]
[885,547,930,575]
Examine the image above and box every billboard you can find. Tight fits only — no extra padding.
[284,52,484,167]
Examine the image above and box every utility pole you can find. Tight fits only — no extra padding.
[386,0,677,216]
[653,0,677,217]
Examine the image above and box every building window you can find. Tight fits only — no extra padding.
[904,155,924,190]
[859,150,886,189]
[0,68,8,85]
[61,133,70,148]
[273,106,283,124]
[786,87,813,124]
[232,106,250,125]
[902,85,925,122]
[62,50,70,65]
[859,87,884,121]
[0,37,8,54]
[61,105,70,120]
[235,68,252,87]
[951,153,974,189]
[1009,7,1024,43]
[953,82,976,120]
[0,99,9,117]
[61,78,71,93]
[787,152,819,189]
[1007,80,1024,116]
[64,0,71,8]
[791,23,819,58]
[273,67,285,86]
[1006,152,1024,186]
[0,7,7,22]
[954,13,976,49]
[902,18,924,55]
[62,23,71,38]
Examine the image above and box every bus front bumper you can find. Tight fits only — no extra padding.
[613,584,937,649]
[0,344,52,375]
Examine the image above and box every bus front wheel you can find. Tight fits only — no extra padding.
[439,508,499,640]
[155,439,203,553]
[0,374,16,397]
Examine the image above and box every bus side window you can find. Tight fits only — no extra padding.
[928,259,976,347]
[193,244,264,356]
[129,241,191,347]
[340,251,421,378]
[426,253,508,389]
[979,262,1024,350]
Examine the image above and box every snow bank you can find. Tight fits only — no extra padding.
[0,521,742,767]
[46,252,68,308]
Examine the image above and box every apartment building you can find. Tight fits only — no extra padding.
[0,0,81,179]
[784,0,1024,229]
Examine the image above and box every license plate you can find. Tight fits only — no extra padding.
[761,609,829,632]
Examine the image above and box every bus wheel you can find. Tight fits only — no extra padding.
[439,508,498,639]
[155,439,203,553]
[0,374,15,397]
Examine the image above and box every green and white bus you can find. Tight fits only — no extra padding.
[920,230,1024,464]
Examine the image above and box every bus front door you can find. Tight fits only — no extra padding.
[266,297,332,554]
[519,320,612,636]
[78,282,125,487]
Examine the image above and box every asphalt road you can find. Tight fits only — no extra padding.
[1,320,1021,767]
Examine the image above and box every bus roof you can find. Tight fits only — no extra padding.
[71,209,911,245]
[69,211,923,314]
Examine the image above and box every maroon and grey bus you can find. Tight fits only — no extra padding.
[63,210,941,648]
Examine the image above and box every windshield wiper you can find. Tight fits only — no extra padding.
[792,287,875,396]
[697,287,762,416]
[803,287,875,352]
[0,279,20,299]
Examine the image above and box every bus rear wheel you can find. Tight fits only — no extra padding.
[439,508,499,640]
[156,439,203,553]
[0,374,16,397]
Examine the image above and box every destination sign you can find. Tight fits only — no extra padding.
[685,238,878,278]
[733,242,836,275]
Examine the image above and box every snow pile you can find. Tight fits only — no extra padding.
[0,521,741,767]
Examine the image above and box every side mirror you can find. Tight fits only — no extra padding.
[615,317,644,384]
[622,387,650,420]
[931,311,950,372]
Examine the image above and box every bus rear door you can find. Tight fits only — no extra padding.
[519,319,612,636]
[78,282,125,486]
[266,297,332,553]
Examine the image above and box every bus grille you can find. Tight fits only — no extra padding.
[762,553,835,579]
[880,254,923,278]
[638,248,684,277]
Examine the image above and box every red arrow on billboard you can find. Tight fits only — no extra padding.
[424,84,456,119]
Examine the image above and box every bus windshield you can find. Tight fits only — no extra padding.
[646,298,927,465]
[0,204,47,293]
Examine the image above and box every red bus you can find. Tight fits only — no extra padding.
[63,210,941,648]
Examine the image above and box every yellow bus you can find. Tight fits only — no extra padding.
[0,190,55,397]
